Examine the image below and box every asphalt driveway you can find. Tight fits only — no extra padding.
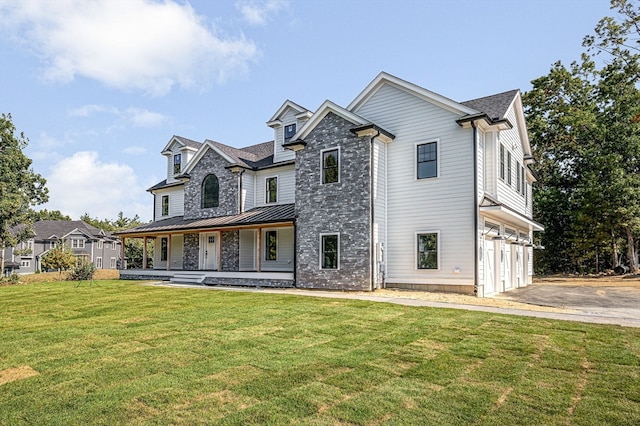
[497,283,640,321]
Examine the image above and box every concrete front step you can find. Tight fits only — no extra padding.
[170,273,207,285]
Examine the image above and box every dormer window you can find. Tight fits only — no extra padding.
[284,124,296,142]
[173,154,181,175]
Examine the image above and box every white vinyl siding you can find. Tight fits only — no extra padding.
[254,165,295,207]
[262,227,294,271]
[242,171,255,211]
[353,82,475,286]
[373,140,386,286]
[497,108,527,215]
[170,235,183,270]
[239,229,256,271]
[273,108,298,163]
[154,186,185,219]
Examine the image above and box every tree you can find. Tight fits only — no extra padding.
[80,211,152,268]
[0,114,48,274]
[40,240,76,280]
[524,0,640,274]
[27,209,72,222]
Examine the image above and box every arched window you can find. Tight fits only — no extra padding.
[202,174,219,208]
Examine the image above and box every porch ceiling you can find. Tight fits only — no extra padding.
[115,204,295,237]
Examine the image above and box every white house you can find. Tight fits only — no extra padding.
[117,72,543,296]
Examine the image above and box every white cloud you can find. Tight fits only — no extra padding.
[68,104,169,128]
[2,0,259,95]
[123,146,147,155]
[43,151,150,221]
[236,0,289,26]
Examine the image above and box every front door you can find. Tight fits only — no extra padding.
[203,234,218,270]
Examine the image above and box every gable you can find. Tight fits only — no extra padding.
[348,72,477,117]
[295,100,369,141]
[183,141,236,174]
[267,100,312,126]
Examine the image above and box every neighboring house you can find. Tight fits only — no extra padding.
[117,72,543,296]
[1,221,122,275]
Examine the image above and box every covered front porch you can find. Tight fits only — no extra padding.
[115,204,296,288]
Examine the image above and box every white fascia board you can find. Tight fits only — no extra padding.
[62,228,93,240]
[183,141,236,174]
[295,100,369,140]
[348,72,478,116]
[267,100,310,124]
[512,92,533,156]
[160,136,186,155]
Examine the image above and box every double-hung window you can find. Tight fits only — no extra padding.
[265,230,277,261]
[162,195,169,216]
[417,141,437,179]
[160,238,168,261]
[284,124,296,142]
[71,239,85,249]
[321,148,339,184]
[95,257,103,269]
[266,177,277,204]
[320,233,339,269]
[173,154,181,175]
[417,232,439,270]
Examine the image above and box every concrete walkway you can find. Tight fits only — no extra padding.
[146,282,640,328]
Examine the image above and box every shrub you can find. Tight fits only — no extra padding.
[68,261,96,281]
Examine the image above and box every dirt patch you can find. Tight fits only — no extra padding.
[0,366,39,386]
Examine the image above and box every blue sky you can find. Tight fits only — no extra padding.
[0,0,615,222]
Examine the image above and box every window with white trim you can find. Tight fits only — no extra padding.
[112,242,117,250]
[321,148,339,184]
[160,238,168,261]
[265,230,277,261]
[417,232,439,270]
[416,141,438,179]
[162,195,169,216]
[173,154,181,175]
[507,151,512,185]
[284,123,296,142]
[71,239,85,249]
[95,257,103,269]
[266,177,277,204]
[320,233,339,269]
[97,240,103,249]
[21,260,30,268]
[110,257,116,268]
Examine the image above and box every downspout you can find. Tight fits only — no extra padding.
[238,170,245,214]
[370,131,380,291]
[471,120,479,296]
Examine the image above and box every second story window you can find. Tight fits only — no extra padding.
[162,195,169,216]
[417,142,438,179]
[322,148,339,184]
[507,151,512,185]
[284,124,296,142]
[202,174,219,208]
[97,240,103,249]
[266,177,277,203]
[71,239,85,249]
[173,154,181,175]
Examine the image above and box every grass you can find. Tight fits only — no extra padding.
[0,281,639,425]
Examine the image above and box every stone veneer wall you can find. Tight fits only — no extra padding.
[221,231,239,271]
[183,149,238,220]
[183,233,200,270]
[295,112,372,290]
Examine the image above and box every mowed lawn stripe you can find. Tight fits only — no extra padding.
[0,281,638,425]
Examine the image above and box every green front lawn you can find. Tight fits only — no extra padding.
[1,281,638,425]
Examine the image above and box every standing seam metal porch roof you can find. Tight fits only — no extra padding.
[115,204,295,236]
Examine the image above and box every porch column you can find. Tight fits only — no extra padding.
[256,228,261,272]
[120,237,126,269]
[142,236,147,270]
[166,234,172,271]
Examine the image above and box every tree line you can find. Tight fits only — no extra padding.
[524,0,639,274]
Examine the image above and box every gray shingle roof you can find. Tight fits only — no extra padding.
[208,140,275,170]
[461,90,519,121]
[173,135,202,150]
[26,221,116,241]
[115,204,295,235]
